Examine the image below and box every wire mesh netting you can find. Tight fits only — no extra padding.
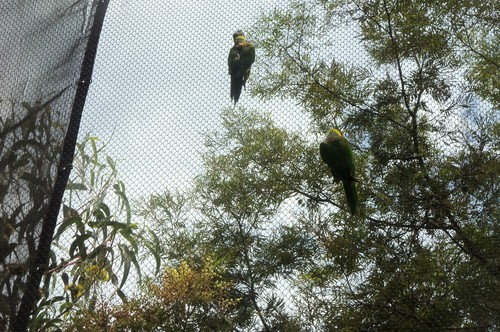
[1,0,499,331]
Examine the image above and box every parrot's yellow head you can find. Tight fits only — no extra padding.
[234,35,247,46]
[233,30,247,46]
[326,128,343,139]
[233,30,247,45]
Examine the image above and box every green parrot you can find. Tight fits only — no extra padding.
[320,128,359,215]
[228,30,255,104]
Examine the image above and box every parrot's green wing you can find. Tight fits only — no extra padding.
[320,141,341,182]
[320,129,359,215]
[228,47,238,75]
[228,42,255,104]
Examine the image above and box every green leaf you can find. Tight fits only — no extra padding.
[69,233,91,258]
[20,172,45,187]
[62,204,79,219]
[90,168,95,188]
[106,156,117,174]
[0,151,15,173]
[48,250,57,266]
[97,202,111,219]
[86,244,106,260]
[90,136,99,164]
[95,220,129,232]
[59,301,73,315]
[45,296,65,306]
[30,312,45,331]
[118,244,132,289]
[66,182,88,191]
[146,227,162,274]
[114,181,131,224]
[111,273,119,286]
[14,153,30,169]
[61,273,69,286]
[91,202,112,223]
[21,101,33,111]
[129,249,141,283]
[8,203,25,224]
[117,289,128,303]
[54,211,81,241]
[119,227,138,252]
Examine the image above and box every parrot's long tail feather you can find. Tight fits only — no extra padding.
[342,179,358,215]
[231,76,244,104]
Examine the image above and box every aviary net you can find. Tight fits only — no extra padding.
[1,0,498,331]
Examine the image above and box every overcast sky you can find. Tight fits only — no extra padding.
[80,0,302,200]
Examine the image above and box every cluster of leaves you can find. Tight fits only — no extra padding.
[63,257,242,331]
[27,135,161,331]
[0,96,158,330]
[0,98,66,331]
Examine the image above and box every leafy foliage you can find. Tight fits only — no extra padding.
[64,257,243,331]
[0,98,66,330]
[27,135,159,331]
[249,0,499,329]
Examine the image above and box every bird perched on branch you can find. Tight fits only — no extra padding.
[228,30,255,104]
[320,128,359,215]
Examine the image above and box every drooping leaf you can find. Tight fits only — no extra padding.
[66,182,88,191]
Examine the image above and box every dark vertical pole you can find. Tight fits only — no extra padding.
[11,0,110,330]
